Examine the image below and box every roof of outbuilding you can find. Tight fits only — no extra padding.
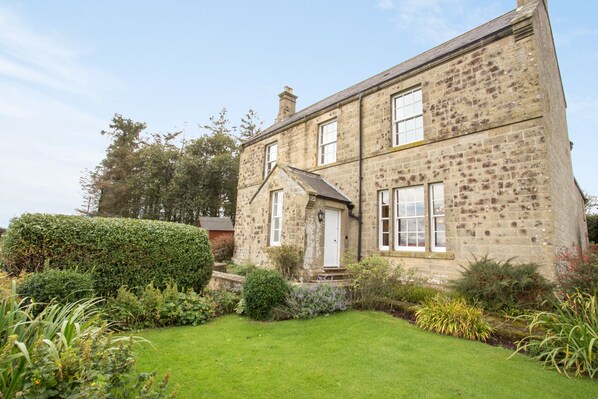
[243,7,520,147]
[286,166,351,203]
[198,217,234,231]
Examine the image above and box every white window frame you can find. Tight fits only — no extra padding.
[394,185,426,252]
[378,190,390,250]
[430,183,446,252]
[318,120,337,166]
[264,142,278,177]
[270,190,283,246]
[392,87,423,147]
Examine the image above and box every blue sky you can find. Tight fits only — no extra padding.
[0,0,596,227]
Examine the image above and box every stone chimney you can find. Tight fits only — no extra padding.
[277,86,297,122]
[517,0,546,8]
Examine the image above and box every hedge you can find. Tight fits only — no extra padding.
[0,213,213,296]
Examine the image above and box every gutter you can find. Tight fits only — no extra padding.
[357,93,363,261]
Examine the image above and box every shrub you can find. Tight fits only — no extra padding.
[16,269,95,305]
[243,269,288,320]
[415,295,493,341]
[106,283,216,329]
[394,284,443,304]
[346,256,407,309]
[0,286,175,398]
[211,235,235,262]
[205,289,241,316]
[587,214,598,244]
[267,245,304,280]
[556,244,598,296]
[452,255,553,312]
[0,213,213,296]
[226,262,258,276]
[513,292,598,378]
[282,284,348,319]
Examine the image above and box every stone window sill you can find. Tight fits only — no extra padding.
[377,250,455,260]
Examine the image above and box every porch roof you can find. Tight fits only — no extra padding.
[286,166,351,204]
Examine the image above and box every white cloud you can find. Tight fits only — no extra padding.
[0,5,114,227]
[377,0,505,45]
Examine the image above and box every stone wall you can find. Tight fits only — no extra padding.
[234,0,584,282]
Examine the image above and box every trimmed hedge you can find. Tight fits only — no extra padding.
[243,269,288,321]
[0,213,213,296]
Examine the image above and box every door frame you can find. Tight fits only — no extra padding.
[323,208,341,268]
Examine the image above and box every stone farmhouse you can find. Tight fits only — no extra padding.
[233,0,587,284]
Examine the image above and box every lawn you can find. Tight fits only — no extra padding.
[134,311,597,398]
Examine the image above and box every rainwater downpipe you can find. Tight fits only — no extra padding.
[357,93,363,261]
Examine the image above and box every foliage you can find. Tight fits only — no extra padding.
[0,213,213,296]
[204,289,241,317]
[211,235,235,262]
[17,269,94,305]
[415,295,493,341]
[513,292,598,378]
[134,312,597,399]
[242,269,289,320]
[556,244,598,296]
[346,256,407,309]
[0,227,5,237]
[583,190,598,215]
[280,284,348,319]
[239,109,263,140]
[394,284,443,304]
[226,262,258,276]
[266,245,304,280]
[0,285,175,398]
[80,110,253,223]
[452,255,553,312]
[106,283,216,329]
[587,214,598,243]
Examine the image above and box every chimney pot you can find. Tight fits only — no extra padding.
[277,86,298,122]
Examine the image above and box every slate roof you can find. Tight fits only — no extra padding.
[243,7,519,147]
[198,216,234,231]
[286,166,351,203]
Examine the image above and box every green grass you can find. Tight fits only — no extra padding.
[134,311,597,399]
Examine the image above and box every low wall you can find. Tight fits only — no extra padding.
[207,271,245,293]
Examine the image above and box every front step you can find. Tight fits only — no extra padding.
[313,268,351,283]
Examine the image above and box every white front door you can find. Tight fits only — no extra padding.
[323,209,340,267]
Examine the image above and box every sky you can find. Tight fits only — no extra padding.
[0,0,596,227]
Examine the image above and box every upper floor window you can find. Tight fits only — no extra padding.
[270,190,283,246]
[264,142,278,177]
[392,88,423,146]
[395,185,425,251]
[318,120,337,165]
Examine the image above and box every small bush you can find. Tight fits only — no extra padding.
[205,289,241,316]
[347,256,407,309]
[0,213,213,296]
[211,235,235,262]
[452,255,553,312]
[282,285,348,319]
[415,295,493,341]
[243,269,288,320]
[17,269,94,305]
[394,284,443,304]
[267,245,304,280]
[587,214,598,244]
[106,283,215,329]
[226,262,258,276]
[513,292,598,378]
[556,244,598,296]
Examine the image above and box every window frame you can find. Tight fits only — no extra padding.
[318,119,337,166]
[270,190,283,246]
[264,142,278,177]
[392,87,424,147]
[394,185,426,252]
[429,182,446,252]
[378,190,390,251]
